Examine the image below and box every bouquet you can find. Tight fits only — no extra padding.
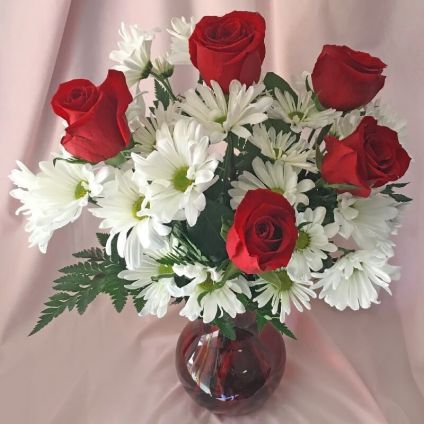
[10,11,411,339]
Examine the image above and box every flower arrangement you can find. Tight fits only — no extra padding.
[10,11,411,339]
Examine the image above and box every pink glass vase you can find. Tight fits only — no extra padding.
[175,312,286,415]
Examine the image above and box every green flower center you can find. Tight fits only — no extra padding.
[288,111,305,122]
[74,180,89,199]
[295,230,310,251]
[132,196,146,220]
[198,275,215,292]
[270,270,293,292]
[157,263,173,275]
[214,115,226,124]
[173,166,193,192]
[271,187,284,196]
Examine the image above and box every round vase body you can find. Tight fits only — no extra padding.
[175,313,286,415]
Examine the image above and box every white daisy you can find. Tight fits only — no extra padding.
[269,88,341,133]
[109,23,157,87]
[287,207,338,282]
[229,157,314,209]
[253,270,316,322]
[132,102,180,157]
[119,242,181,318]
[330,109,362,138]
[249,124,316,170]
[9,160,106,253]
[152,55,174,78]
[90,169,171,269]
[334,192,398,252]
[166,16,196,65]
[180,80,273,143]
[126,88,147,131]
[174,263,251,323]
[313,250,400,311]
[132,120,220,226]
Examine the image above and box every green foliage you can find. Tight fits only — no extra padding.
[263,72,298,101]
[211,313,236,340]
[29,235,141,336]
[154,79,170,109]
[238,294,296,339]
[381,183,412,203]
[187,198,233,263]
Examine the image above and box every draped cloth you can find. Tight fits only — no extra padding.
[1,1,423,422]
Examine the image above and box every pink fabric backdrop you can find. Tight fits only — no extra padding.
[1,0,423,422]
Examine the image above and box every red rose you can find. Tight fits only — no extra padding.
[311,45,386,111]
[51,70,132,163]
[189,11,266,93]
[226,189,297,274]
[322,116,411,197]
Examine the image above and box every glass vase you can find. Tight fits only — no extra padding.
[175,312,286,415]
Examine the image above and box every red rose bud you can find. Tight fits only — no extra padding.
[226,189,297,274]
[311,45,386,111]
[189,11,266,93]
[51,70,132,163]
[321,116,411,197]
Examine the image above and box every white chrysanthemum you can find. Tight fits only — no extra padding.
[249,124,316,170]
[331,109,362,138]
[365,99,407,140]
[126,88,147,131]
[109,23,157,86]
[90,169,171,269]
[334,192,398,253]
[180,80,273,143]
[132,102,180,157]
[152,55,174,78]
[9,160,106,253]
[313,250,400,311]
[269,88,341,133]
[253,270,316,322]
[174,263,251,323]
[132,120,220,226]
[119,242,181,318]
[166,16,196,65]
[287,207,338,282]
[229,157,314,209]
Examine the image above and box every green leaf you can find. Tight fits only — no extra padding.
[105,152,127,168]
[96,233,109,248]
[58,261,104,275]
[132,295,146,313]
[154,79,170,108]
[212,315,236,340]
[187,198,233,262]
[256,314,268,333]
[103,275,128,313]
[390,193,412,203]
[76,275,106,314]
[73,247,105,261]
[263,72,298,101]
[30,235,130,335]
[316,124,332,145]
[315,144,323,171]
[29,292,75,335]
[270,319,297,339]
